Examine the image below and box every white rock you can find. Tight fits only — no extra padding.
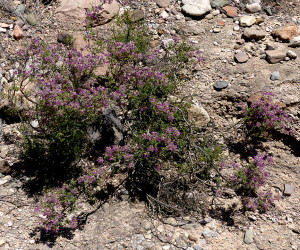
[246,3,261,13]
[288,36,300,47]
[286,50,297,59]
[182,0,212,17]
[160,10,169,18]
[0,27,6,33]
[162,39,174,49]
[0,238,5,247]
[212,9,220,16]
[240,16,256,27]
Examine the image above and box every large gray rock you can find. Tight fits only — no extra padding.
[182,0,212,17]
[55,0,119,25]
[243,28,266,40]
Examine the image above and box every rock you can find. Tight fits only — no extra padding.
[162,39,174,49]
[0,27,6,33]
[270,71,280,81]
[239,16,256,27]
[0,238,5,247]
[235,52,249,63]
[212,9,220,16]
[160,10,169,19]
[57,33,73,45]
[213,27,221,33]
[128,9,144,22]
[265,6,272,16]
[266,50,286,64]
[265,44,275,50]
[15,19,25,28]
[205,13,213,20]
[288,36,300,47]
[213,80,229,90]
[273,25,297,42]
[188,104,210,127]
[243,28,266,40]
[0,175,12,186]
[26,14,37,26]
[155,0,170,8]
[13,24,23,40]
[202,230,218,238]
[30,120,39,128]
[188,234,198,242]
[211,0,228,8]
[256,16,264,24]
[217,19,225,26]
[0,23,10,28]
[223,6,237,18]
[56,0,119,25]
[15,4,26,14]
[286,50,297,59]
[244,229,254,244]
[181,0,212,17]
[283,184,295,196]
[0,160,12,175]
[246,3,261,13]
[87,108,123,149]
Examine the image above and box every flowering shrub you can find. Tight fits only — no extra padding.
[230,153,280,212]
[242,92,294,138]
[8,4,227,233]
[16,38,107,169]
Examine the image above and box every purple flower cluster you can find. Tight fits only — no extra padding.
[140,127,181,158]
[83,0,113,26]
[150,98,178,121]
[230,153,280,212]
[231,153,272,190]
[242,190,281,212]
[242,92,294,138]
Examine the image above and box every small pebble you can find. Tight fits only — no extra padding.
[270,71,280,80]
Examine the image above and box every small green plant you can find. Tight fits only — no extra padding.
[112,9,150,53]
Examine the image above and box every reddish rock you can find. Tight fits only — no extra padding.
[13,25,23,40]
[223,6,237,18]
[273,25,297,42]
[217,19,225,26]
